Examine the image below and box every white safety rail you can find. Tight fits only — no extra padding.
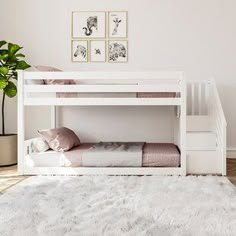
[22,71,185,106]
[17,71,186,176]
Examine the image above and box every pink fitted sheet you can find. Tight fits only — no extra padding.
[63,143,180,167]
[142,143,180,167]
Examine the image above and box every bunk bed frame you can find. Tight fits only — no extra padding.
[17,71,186,176]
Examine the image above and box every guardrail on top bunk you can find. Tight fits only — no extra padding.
[17,71,186,106]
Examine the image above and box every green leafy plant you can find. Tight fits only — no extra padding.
[0,41,30,135]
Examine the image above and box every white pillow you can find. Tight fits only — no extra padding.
[31,137,50,152]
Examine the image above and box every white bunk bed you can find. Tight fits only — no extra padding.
[17,71,227,176]
[17,71,186,176]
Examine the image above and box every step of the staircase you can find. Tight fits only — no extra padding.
[187,150,221,174]
[186,131,216,151]
[187,115,212,132]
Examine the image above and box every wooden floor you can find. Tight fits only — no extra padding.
[227,158,236,185]
[0,166,27,194]
[0,159,236,193]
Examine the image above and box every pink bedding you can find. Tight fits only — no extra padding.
[136,92,176,98]
[63,143,180,167]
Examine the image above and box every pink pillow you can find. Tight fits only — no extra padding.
[33,65,75,85]
[38,127,80,152]
[33,65,77,97]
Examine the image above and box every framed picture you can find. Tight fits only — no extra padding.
[108,40,128,63]
[72,11,106,38]
[72,40,88,62]
[108,11,127,38]
[90,40,106,62]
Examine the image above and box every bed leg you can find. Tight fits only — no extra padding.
[17,70,25,175]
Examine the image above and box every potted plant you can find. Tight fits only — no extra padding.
[0,40,30,166]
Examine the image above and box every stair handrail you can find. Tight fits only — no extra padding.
[210,78,227,127]
[209,77,227,175]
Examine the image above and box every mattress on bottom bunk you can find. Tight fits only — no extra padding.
[26,143,180,168]
[26,144,93,167]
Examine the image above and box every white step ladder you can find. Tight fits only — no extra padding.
[186,116,221,174]
[186,79,226,175]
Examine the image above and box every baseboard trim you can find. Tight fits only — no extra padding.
[227,148,236,159]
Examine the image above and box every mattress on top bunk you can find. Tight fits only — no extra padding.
[26,143,180,168]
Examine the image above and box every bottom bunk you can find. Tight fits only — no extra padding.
[24,142,183,176]
[26,143,180,168]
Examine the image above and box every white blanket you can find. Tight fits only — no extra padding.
[81,142,144,167]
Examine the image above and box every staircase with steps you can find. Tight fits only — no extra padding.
[186,80,226,175]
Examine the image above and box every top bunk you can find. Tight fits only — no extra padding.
[18,71,186,106]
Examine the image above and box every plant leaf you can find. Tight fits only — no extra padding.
[4,81,17,97]
[8,43,22,55]
[0,76,8,89]
[12,71,17,79]
[0,41,7,48]
[16,60,31,70]
[6,58,18,67]
[0,66,9,75]
[0,49,9,60]
[15,53,25,58]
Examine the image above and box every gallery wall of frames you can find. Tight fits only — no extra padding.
[71,11,128,63]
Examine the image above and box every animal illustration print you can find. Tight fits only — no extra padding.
[74,45,86,58]
[109,43,126,61]
[83,16,98,36]
[112,18,122,35]
[95,49,101,55]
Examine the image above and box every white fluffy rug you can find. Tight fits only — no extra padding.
[0,176,236,236]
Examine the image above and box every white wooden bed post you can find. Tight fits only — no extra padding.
[180,75,187,176]
[51,106,56,128]
[17,70,24,175]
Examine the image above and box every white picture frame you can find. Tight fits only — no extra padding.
[72,40,88,62]
[90,40,106,62]
[108,11,128,38]
[108,40,128,63]
[72,11,106,39]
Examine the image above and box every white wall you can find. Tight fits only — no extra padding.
[0,0,236,146]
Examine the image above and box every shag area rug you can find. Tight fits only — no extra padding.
[0,176,236,236]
